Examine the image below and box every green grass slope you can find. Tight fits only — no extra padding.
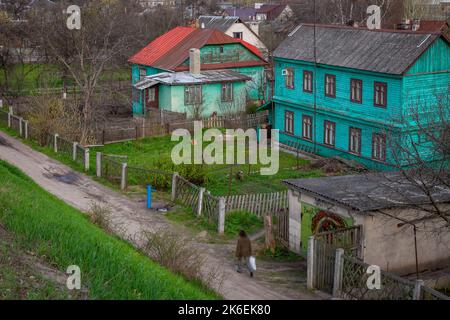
[0,159,216,300]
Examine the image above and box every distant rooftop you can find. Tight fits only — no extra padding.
[198,16,240,33]
[284,173,450,213]
[224,7,257,21]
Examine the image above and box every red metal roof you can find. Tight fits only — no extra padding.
[128,26,195,68]
[128,26,266,70]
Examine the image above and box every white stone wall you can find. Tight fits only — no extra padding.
[362,205,450,274]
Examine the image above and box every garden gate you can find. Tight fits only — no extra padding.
[312,226,362,294]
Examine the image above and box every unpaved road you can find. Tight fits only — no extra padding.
[0,131,321,300]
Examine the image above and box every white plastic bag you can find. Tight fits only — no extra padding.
[249,256,256,272]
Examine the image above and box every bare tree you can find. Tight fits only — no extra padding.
[29,1,134,144]
[383,88,450,231]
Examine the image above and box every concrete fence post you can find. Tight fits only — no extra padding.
[19,118,23,136]
[8,106,13,114]
[72,142,78,161]
[171,172,179,202]
[218,197,225,235]
[413,279,424,300]
[307,236,315,290]
[84,148,90,171]
[54,133,59,153]
[7,112,11,128]
[120,162,127,191]
[197,187,205,216]
[332,248,345,299]
[96,152,102,177]
[24,120,28,139]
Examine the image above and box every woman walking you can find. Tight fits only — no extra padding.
[235,230,253,277]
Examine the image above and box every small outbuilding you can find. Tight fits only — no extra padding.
[283,173,450,275]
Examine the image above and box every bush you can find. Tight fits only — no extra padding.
[225,211,263,236]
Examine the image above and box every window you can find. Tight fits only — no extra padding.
[324,121,336,146]
[285,68,294,89]
[285,111,294,134]
[139,67,146,80]
[350,79,362,103]
[219,46,224,54]
[372,133,386,161]
[146,87,156,103]
[374,82,387,107]
[233,32,243,39]
[302,115,313,140]
[221,83,233,102]
[349,127,362,155]
[184,85,202,105]
[303,71,313,93]
[325,74,336,98]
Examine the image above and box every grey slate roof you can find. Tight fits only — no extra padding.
[134,70,250,88]
[274,24,442,75]
[283,173,450,213]
[198,16,239,32]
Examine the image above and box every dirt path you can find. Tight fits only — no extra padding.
[0,131,321,300]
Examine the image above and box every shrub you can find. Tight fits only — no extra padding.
[225,211,263,236]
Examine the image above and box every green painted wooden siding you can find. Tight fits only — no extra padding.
[271,37,449,170]
[161,81,247,117]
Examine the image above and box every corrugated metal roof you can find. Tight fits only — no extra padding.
[274,24,441,75]
[198,16,239,32]
[283,173,450,212]
[134,70,251,87]
[129,27,266,69]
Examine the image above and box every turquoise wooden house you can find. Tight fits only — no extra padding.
[266,24,449,170]
[128,26,267,117]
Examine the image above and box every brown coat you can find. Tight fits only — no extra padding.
[236,236,252,258]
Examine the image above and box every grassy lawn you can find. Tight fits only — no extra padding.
[0,63,130,95]
[0,159,217,299]
[166,208,263,241]
[92,135,324,196]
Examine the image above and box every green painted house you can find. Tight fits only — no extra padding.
[268,24,449,170]
[128,26,268,117]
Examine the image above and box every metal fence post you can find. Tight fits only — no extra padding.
[307,236,315,290]
[332,248,345,298]
[24,120,28,139]
[171,172,179,201]
[96,152,102,177]
[197,187,205,216]
[54,133,59,153]
[120,162,127,191]
[413,279,424,300]
[218,197,225,235]
[72,142,78,161]
[84,148,90,171]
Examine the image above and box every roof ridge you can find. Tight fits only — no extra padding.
[299,23,442,35]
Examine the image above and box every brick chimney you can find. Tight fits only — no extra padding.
[189,48,201,75]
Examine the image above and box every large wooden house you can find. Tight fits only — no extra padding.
[265,24,449,170]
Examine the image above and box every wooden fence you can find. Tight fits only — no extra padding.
[223,190,288,217]
[97,111,268,145]
[273,209,289,248]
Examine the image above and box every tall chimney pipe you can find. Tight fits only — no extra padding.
[189,48,201,75]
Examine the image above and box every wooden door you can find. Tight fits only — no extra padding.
[145,86,158,110]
